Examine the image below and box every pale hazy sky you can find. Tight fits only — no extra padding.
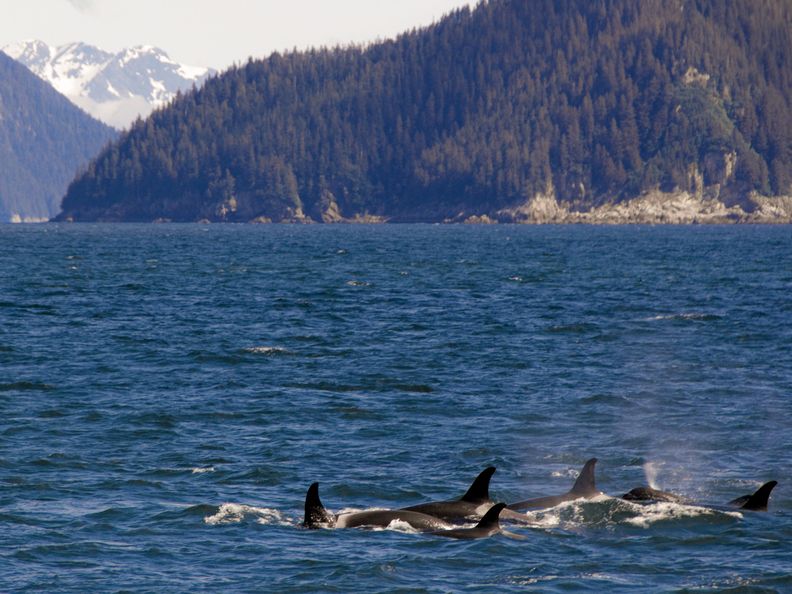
[1,0,476,69]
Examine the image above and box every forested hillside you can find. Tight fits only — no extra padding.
[57,0,792,223]
[0,52,115,222]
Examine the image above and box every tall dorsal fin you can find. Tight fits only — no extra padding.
[475,502,506,530]
[461,466,496,503]
[303,482,335,528]
[739,481,778,511]
[570,458,598,495]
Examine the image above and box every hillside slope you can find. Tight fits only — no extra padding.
[0,51,115,222]
[58,0,792,223]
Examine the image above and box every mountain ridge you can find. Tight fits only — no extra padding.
[0,51,116,221]
[56,0,792,223]
[3,40,214,129]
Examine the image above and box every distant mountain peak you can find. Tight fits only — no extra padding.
[2,40,215,129]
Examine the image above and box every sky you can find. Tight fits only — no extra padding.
[1,0,476,70]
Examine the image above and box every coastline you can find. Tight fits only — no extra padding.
[467,191,792,225]
[33,191,792,225]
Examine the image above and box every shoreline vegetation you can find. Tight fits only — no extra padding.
[56,191,792,225]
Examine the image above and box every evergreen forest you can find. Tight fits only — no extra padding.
[57,0,792,222]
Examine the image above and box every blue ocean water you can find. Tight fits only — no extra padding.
[1,224,791,592]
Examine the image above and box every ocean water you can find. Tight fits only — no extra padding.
[1,224,791,592]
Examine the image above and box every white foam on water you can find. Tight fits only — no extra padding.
[696,575,764,590]
[643,312,719,321]
[204,503,292,526]
[191,466,215,474]
[346,280,370,287]
[621,501,742,528]
[515,503,573,529]
[242,346,290,355]
[512,495,616,529]
[509,495,743,532]
[381,519,421,534]
[508,575,560,586]
[509,573,630,587]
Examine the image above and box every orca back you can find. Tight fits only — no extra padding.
[475,502,506,532]
[570,458,598,496]
[460,466,496,503]
[731,481,777,511]
[622,486,684,503]
[432,503,506,539]
[303,482,336,528]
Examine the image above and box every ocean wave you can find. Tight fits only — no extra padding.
[620,500,741,528]
[0,381,55,392]
[578,393,632,406]
[508,573,633,587]
[545,323,599,334]
[510,496,741,530]
[240,346,292,356]
[288,380,433,394]
[191,466,215,474]
[643,312,722,322]
[204,503,293,526]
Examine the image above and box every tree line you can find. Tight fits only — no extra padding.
[58,0,792,222]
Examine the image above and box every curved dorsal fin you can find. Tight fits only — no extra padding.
[303,482,335,528]
[570,458,598,495]
[475,502,506,530]
[461,466,496,503]
[739,480,778,511]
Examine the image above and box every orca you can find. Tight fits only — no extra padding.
[622,480,777,511]
[622,486,686,503]
[302,482,453,531]
[431,503,507,540]
[508,458,602,511]
[401,466,535,524]
[727,481,778,511]
[401,466,498,521]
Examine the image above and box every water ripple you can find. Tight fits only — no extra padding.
[0,224,790,593]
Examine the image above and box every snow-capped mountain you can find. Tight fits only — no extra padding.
[2,40,214,129]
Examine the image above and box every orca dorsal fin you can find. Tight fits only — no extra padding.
[739,481,778,511]
[461,466,496,503]
[570,458,598,496]
[475,502,506,530]
[303,482,335,528]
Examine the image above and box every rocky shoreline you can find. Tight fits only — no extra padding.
[467,190,792,225]
[56,191,792,225]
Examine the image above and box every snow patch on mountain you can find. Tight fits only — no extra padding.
[3,40,215,129]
